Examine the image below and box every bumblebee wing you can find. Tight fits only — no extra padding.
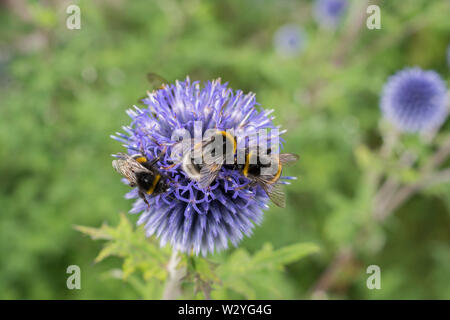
[253,176,286,208]
[198,162,222,189]
[112,157,148,187]
[279,153,299,167]
[265,183,286,208]
[115,152,130,159]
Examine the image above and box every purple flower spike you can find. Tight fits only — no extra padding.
[112,77,290,255]
[380,67,448,133]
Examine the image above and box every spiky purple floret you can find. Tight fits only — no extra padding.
[112,77,287,255]
[380,67,448,133]
[314,0,348,29]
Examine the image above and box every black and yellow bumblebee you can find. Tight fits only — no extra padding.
[199,142,298,207]
[112,152,171,206]
[177,129,299,207]
[176,130,236,188]
[228,149,298,207]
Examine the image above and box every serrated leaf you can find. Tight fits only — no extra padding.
[77,214,170,282]
[95,242,119,263]
[74,224,113,240]
[252,242,320,270]
[225,278,257,299]
[214,241,319,299]
[193,258,221,283]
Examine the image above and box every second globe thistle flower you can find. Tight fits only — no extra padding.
[314,0,348,29]
[273,24,307,58]
[380,67,448,133]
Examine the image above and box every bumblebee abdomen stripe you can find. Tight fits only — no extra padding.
[242,151,251,177]
[218,130,237,154]
[146,174,161,195]
[134,156,148,164]
[267,160,282,183]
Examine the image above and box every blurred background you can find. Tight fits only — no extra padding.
[0,0,449,299]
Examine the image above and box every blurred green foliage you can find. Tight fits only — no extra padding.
[0,0,449,299]
[77,214,319,299]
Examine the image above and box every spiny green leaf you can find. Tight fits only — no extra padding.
[74,224,113,240]
[212,242,319,299]
[193,258,221,283]
[95,242,120,263]
[77,214,170,281]
[252,242,320,270]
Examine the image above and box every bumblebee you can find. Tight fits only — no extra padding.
[177,130,236,188]
[223,149,299,208]
[188,131,298,207]
[112,152,171,206]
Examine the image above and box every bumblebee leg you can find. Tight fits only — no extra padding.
[234,181,254,190]
[138,190,150,209]
[160,162,177,170]
[234,184,247,190]
[148,145,168,166]
[136,146,168,170]
[163,174,180,189]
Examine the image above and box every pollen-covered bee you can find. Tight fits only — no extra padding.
[172,130,299,207]
[166,130,236,188]
[228,150,298,208]
[112,152,171,206]
[176,130,236,188]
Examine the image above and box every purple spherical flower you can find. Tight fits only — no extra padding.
[273,24,307,58]
[314,0,348,29]
[112,77,290,255]
[380,68,448,133]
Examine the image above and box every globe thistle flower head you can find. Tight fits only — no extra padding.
[380,67,448,133]
[273,24,307,58]
[314,0,348,29]
[112,77,291,256]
